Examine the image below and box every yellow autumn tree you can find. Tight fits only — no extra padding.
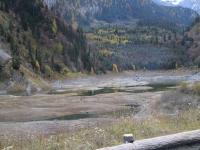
[112,64,119,73]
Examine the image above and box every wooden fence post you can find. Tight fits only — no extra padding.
[97,129,200,150]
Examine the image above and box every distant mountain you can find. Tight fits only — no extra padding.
[49,0,199,72]
[153,0,183,6]
[153,0,200,14]
[52,0,198,29]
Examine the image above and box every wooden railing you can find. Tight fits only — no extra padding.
[97,129,200,150]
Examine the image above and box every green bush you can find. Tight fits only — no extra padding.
[12,56,21,70]
[43,65,52,78]
[35,60,40,72]
[62,67,70,75]
[192,82,200,95]
[179,82,189,93]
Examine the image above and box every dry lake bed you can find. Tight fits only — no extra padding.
[1,70,200,140]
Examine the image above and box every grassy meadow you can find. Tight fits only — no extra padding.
[1,108,200,150]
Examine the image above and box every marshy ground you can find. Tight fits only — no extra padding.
[1,69,200,149]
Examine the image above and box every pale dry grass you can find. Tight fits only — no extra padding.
[1,109,200,150]
[179,81,200,95]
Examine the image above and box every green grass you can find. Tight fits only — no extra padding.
[54,72,88,79]
[192,82,200,95]
[179,81,200,96]
[20,66,50,89]
[179,82,189,92]
[1,109,200,150]
[86,31,129,45]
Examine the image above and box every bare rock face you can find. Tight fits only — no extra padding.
[0,49,11,66]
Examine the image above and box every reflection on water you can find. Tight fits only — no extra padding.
[78,87,121,96]
[49,106,140,121]
[49,113,98,121]
[49,83,177,96]
[6,72,199,96]
[78,83,177,96]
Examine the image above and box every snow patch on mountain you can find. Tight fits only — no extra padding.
[161,0,183,5]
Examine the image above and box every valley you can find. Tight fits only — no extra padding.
[1,0,200,149]
[1,70,200,149]
[50,0,199,73]
[86,24,185,71]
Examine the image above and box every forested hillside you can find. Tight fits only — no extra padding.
[0,0,91,79]
[186,18,200,66]
[0,0,199,80]
[49,0,199,72]
[53,0,198,30]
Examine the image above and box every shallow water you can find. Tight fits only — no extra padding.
[49,106,139,121]
[50,83,177,97]
[51,71,200,96]
[49,113,97,121]
[2,71,200,96]
[52,73,190,90]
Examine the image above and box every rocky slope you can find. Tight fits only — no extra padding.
[0,0,91,93]
[153,0,200,14]
[186,18,200,66]
[52,0,198,29]
[1,0,91,72]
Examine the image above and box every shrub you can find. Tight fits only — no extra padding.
[62,67,70,75]
[43,65,52,77]
[12,56,21,70]
[35,60,40,72]
[99,49,113,57]
[192,82,200,95]
[112,64,119,73]
[179,82,189,93]
[53,63,63,73]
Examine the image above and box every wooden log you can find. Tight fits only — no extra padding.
[123,134,134,143]
[97,129,200,150]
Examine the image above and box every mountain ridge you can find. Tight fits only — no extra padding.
[52,0,198,29]
[153,0,200,14]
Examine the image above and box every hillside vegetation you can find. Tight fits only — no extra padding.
[54,0,198,30]
[87,24,189,72]
[0,0,198,77]
[52,0,199,72]
[0,0,91,79]
[0,0,199,88]
[186,18,200,66]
